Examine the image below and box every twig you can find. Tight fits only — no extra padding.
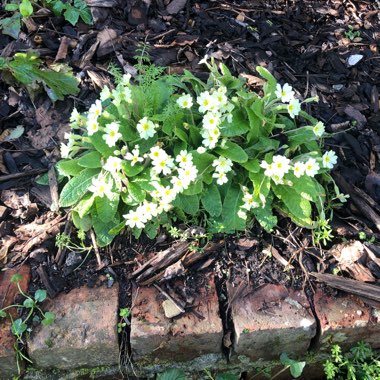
[90,229,103,269]
[0,169,47,183]
[153,283,185,314]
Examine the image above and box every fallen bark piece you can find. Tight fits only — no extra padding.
[311,272,380,302]
[330,240,376,282]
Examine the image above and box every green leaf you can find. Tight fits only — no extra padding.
[4,3,19,11]
[6,53,79,101]
[215,141,248,163]
[52,0,66,15]
[240,159,260,173]
[63,5,80,26]
[109,221,126,236]
[34,289,47,303]
[19,0,33,17]
[93,217,119,247]
[0,310,7,318]
[144,220,159,239]
[74,193,95,218]
[23,298,35,308]
[220,110,249,137]
[221,185,245,231]
[127,182,145,204]
[183,181,203,196]
[287,127,316,149]
[245,137,279,156]
[272,185,312,227]
[72,211,92,232]
[173,194,199,215]
[11,274,23,283]
[191,151,215,176]
[252,200,277,232]
[79,7,93,25]
[56,159,83,177]
[0,14,21,39]
[280,353,306,378]
[90,131,114,157]
[290,173,325,203]
[201,183,222,217]
[11,318,27,335]
[256,66,277,98]
[157,368,187,380]
[121,161,144,177]
[78,151,102,168]
[41,311,55,326]
[59,168,100,207]
[95,194,119,222]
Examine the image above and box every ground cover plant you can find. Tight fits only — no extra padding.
[57,57,346,247]
[0,52,80,101]
[0,0,92,39]
[323,342,380,380]
[0,274,55,373]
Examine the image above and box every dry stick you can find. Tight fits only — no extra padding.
[311,272,380,302]
[0,168,47,183]
[36,265,57,298]
[89,229,102,268]
[48,166,59,212]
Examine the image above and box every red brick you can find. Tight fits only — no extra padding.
[229,283,316,361]
[130,276,223,363]
[0,265,31,379]
[314,290,380,349]
[27,284,119,369]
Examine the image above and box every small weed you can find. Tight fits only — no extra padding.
[324,341,380,379]
[344,26,361,41]
[0,274,55,374]
[117,307,130,333]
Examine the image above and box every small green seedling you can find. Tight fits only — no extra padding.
[0,274,55,373]
[117,308,130,333]
[344,26,361,41]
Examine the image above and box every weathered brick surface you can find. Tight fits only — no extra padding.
[130,276,223,363]
[0,265,31,379]
[27,284,119,369]
[314,290,380,349]
[229,283,316,361]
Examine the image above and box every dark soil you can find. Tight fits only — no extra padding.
[1,0,380,375]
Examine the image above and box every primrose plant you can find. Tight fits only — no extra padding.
[57,58,346,246]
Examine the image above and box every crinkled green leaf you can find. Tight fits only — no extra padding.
[95,194,119,222]
[127,182,145,204]
[59,168,100,207]
[72,211,92,232]
[74,193,95,218]
[56,159,83,177]
[78,151,102,168]
[201,183,222,217]
[220,110,249,137]
[215,141,248,163]
[4,53,79,101]
[173,194,199,215]
[221,185,245,231]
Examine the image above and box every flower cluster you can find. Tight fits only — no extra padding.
[57,60,345,246]
[260,151,337,183]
